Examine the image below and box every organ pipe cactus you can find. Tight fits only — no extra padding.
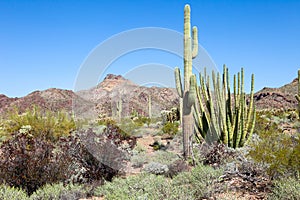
[174,4,198,158]
[295,70,300,118]
[194,65,256,148]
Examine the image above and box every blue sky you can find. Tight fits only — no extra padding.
[1,0,300,97]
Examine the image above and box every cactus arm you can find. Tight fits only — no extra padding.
[175,67,183,98]
[187,75,196,108]
[192,26,198,58]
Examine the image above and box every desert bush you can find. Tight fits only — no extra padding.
[143,162,169,175]
[59,127,134,184]
[97,117,117,126]
[133,116,151,127]
[161,122,179,135]
[248,129,300,179]
[119,117,151,137]
[30,183,87,200]
[118,118,140,136]
[197,142,236,168]
[150,150,179,165]
[95,164,222,199]
[94,173,173,200]
[165,159,189,178]
[172,164,223,199]
[0,107,75,142]
[268,177,300,200]
[131,152,149,168]
[0,132,69,195]
[0,184,29,200]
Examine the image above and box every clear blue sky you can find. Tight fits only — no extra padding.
[1,0,300,97]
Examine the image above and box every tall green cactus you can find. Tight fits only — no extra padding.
[194,65,256,148]
[174,4,198,158]
[295,70,300,118]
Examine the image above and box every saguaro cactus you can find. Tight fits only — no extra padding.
[148,94,152,118]
[117,99,122,121]
[174,4,198,159]
[194,65,256,148]
[295,70,300,118]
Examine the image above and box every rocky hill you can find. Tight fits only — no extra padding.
[75,74,179,119]
[0,88,87,114]
[254,78,298,110]
[0,74,179,119]
[0,75,298,118]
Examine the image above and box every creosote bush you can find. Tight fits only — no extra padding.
[95,164,223,200]
[0,132,69,195]
[30,183,87,200]
[0,106,75,143]
[268,177,300,200]
[161,122,179,136]
[248,118,300,179]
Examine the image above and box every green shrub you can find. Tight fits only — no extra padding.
[0,184,29,200]
[30,183,87,200]
[161,122,179,135]
[94,173,173,200]
[130,152,149,168]
[268,177,300,200]
[133,116,151,127]
[172,164,223,198]
[95,164,223,200]
[119,117,151,136]
[151,150,178,165]
[248,129,300,179]
[0,107,75,142]
[118,118,140,136]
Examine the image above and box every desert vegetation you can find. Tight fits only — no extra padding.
[0,4,299,200]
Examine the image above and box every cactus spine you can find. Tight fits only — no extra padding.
[174,4,198,158]
[194,65,256,148]
[295,70,300,118]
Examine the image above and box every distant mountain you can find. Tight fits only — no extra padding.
[0,88,87,114]
[0,74,298,118]
[0,74,179,119]
[75,74,179,119]
[254,78,298,110]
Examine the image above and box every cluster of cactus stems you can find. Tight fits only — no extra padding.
[175,5,256,155]
[193,65,256,148]
[295,70,300,118]
[175,4,198,158]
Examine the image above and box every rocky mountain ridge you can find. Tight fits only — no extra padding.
[0,74,179,119]
[0,75,298,117]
